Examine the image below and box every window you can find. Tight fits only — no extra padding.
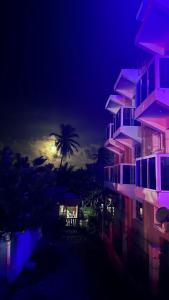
[136,80,141,107]
[117,165,120,184]
[135,144,141,159]
[106,127,109,140]
[148,62,155,94]
[111,166,120,183]
[123,108,132,126]
[141,72,148,102]
[134,120,141,126]
[142,159,147,188]
[123,165,135,184]
[132,166,136,184]
[136,61,155,106]
[112,115,116,135]
[148,157,156,189]
[160,58,169,88]
[113,167,116,183]
[110,168,114,182]
[110,124,114,138]
[161,157,169,190]
[115,109,121,131]
[123,165,131,184]
[136,201,143,221]
[136,160,141,186]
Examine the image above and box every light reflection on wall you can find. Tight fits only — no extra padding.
[6,241,11,267]
[0,229,40,282]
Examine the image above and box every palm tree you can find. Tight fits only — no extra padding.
[86,147,114,166]
[50,124,80,167]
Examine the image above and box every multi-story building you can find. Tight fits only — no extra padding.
[103,0,169,294]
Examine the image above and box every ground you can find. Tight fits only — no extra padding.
[6,228,154,300]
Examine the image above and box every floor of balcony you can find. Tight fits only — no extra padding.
[113,126,141,148]
[104,181,135,199]
[135,90,169,131]
[104,138,125,155]
[135,186,169,209]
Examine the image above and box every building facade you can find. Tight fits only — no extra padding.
[103,0,169,294]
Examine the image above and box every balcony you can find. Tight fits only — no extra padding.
[104,164,135,198]
[105,95,132,114]
[105,124,126,155]
[114,69,139,100]
[111,107,141,148]
[136,0,169,55]
[135,56,169,131]
[135,154,169,208]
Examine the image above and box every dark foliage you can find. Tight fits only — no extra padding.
[0,143,107,233]
[0,147,59,232]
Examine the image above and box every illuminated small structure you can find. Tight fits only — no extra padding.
[59,193,80,220]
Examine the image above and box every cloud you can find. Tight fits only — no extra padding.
[69,144,99,168]
[0,138,100,169]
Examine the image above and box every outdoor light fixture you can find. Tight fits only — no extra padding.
[100,203,104,212]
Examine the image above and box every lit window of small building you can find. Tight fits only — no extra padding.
[59,193,81,219]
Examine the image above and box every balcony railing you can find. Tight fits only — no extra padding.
[106,123,113,141]
[136,56,169,108]
[136,154,169,191]
[104,164,135,185]
[134,143,141,159]
[66,218,79,227]
[113,107,140,135]
[105,95,132,114]
[106,108,140,140]
[135,56,169,130]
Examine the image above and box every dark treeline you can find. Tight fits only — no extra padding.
[0,145,114,233]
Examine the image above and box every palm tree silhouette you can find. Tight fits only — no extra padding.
[50,124,80,167]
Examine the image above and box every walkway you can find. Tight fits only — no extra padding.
[7,228,153,300]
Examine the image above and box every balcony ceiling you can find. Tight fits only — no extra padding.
[115,133,139,149]
[114,69,139,100]
[106,147,123,156]
[104,139,125,155]
[105,95,132,114]
[113,126,141,148]
[136,0,169,55]
[136,100,169,131]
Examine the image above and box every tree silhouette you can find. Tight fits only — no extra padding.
[50,124,80,167]
[87,147,114,167]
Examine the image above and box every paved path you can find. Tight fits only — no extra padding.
[7,228,153,300]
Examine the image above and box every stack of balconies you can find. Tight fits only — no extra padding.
[104,70,141,198]
[104,0,169,212]
[134,0,169,210]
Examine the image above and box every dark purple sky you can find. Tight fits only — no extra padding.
[0,0,145,163]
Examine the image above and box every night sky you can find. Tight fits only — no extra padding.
[0,0,145,166]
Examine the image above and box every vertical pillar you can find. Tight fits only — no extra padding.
[148,244,160,294]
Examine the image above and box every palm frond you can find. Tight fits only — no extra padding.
[49,124,80,165]
[70,143,79,152]
[69,139,80,146]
